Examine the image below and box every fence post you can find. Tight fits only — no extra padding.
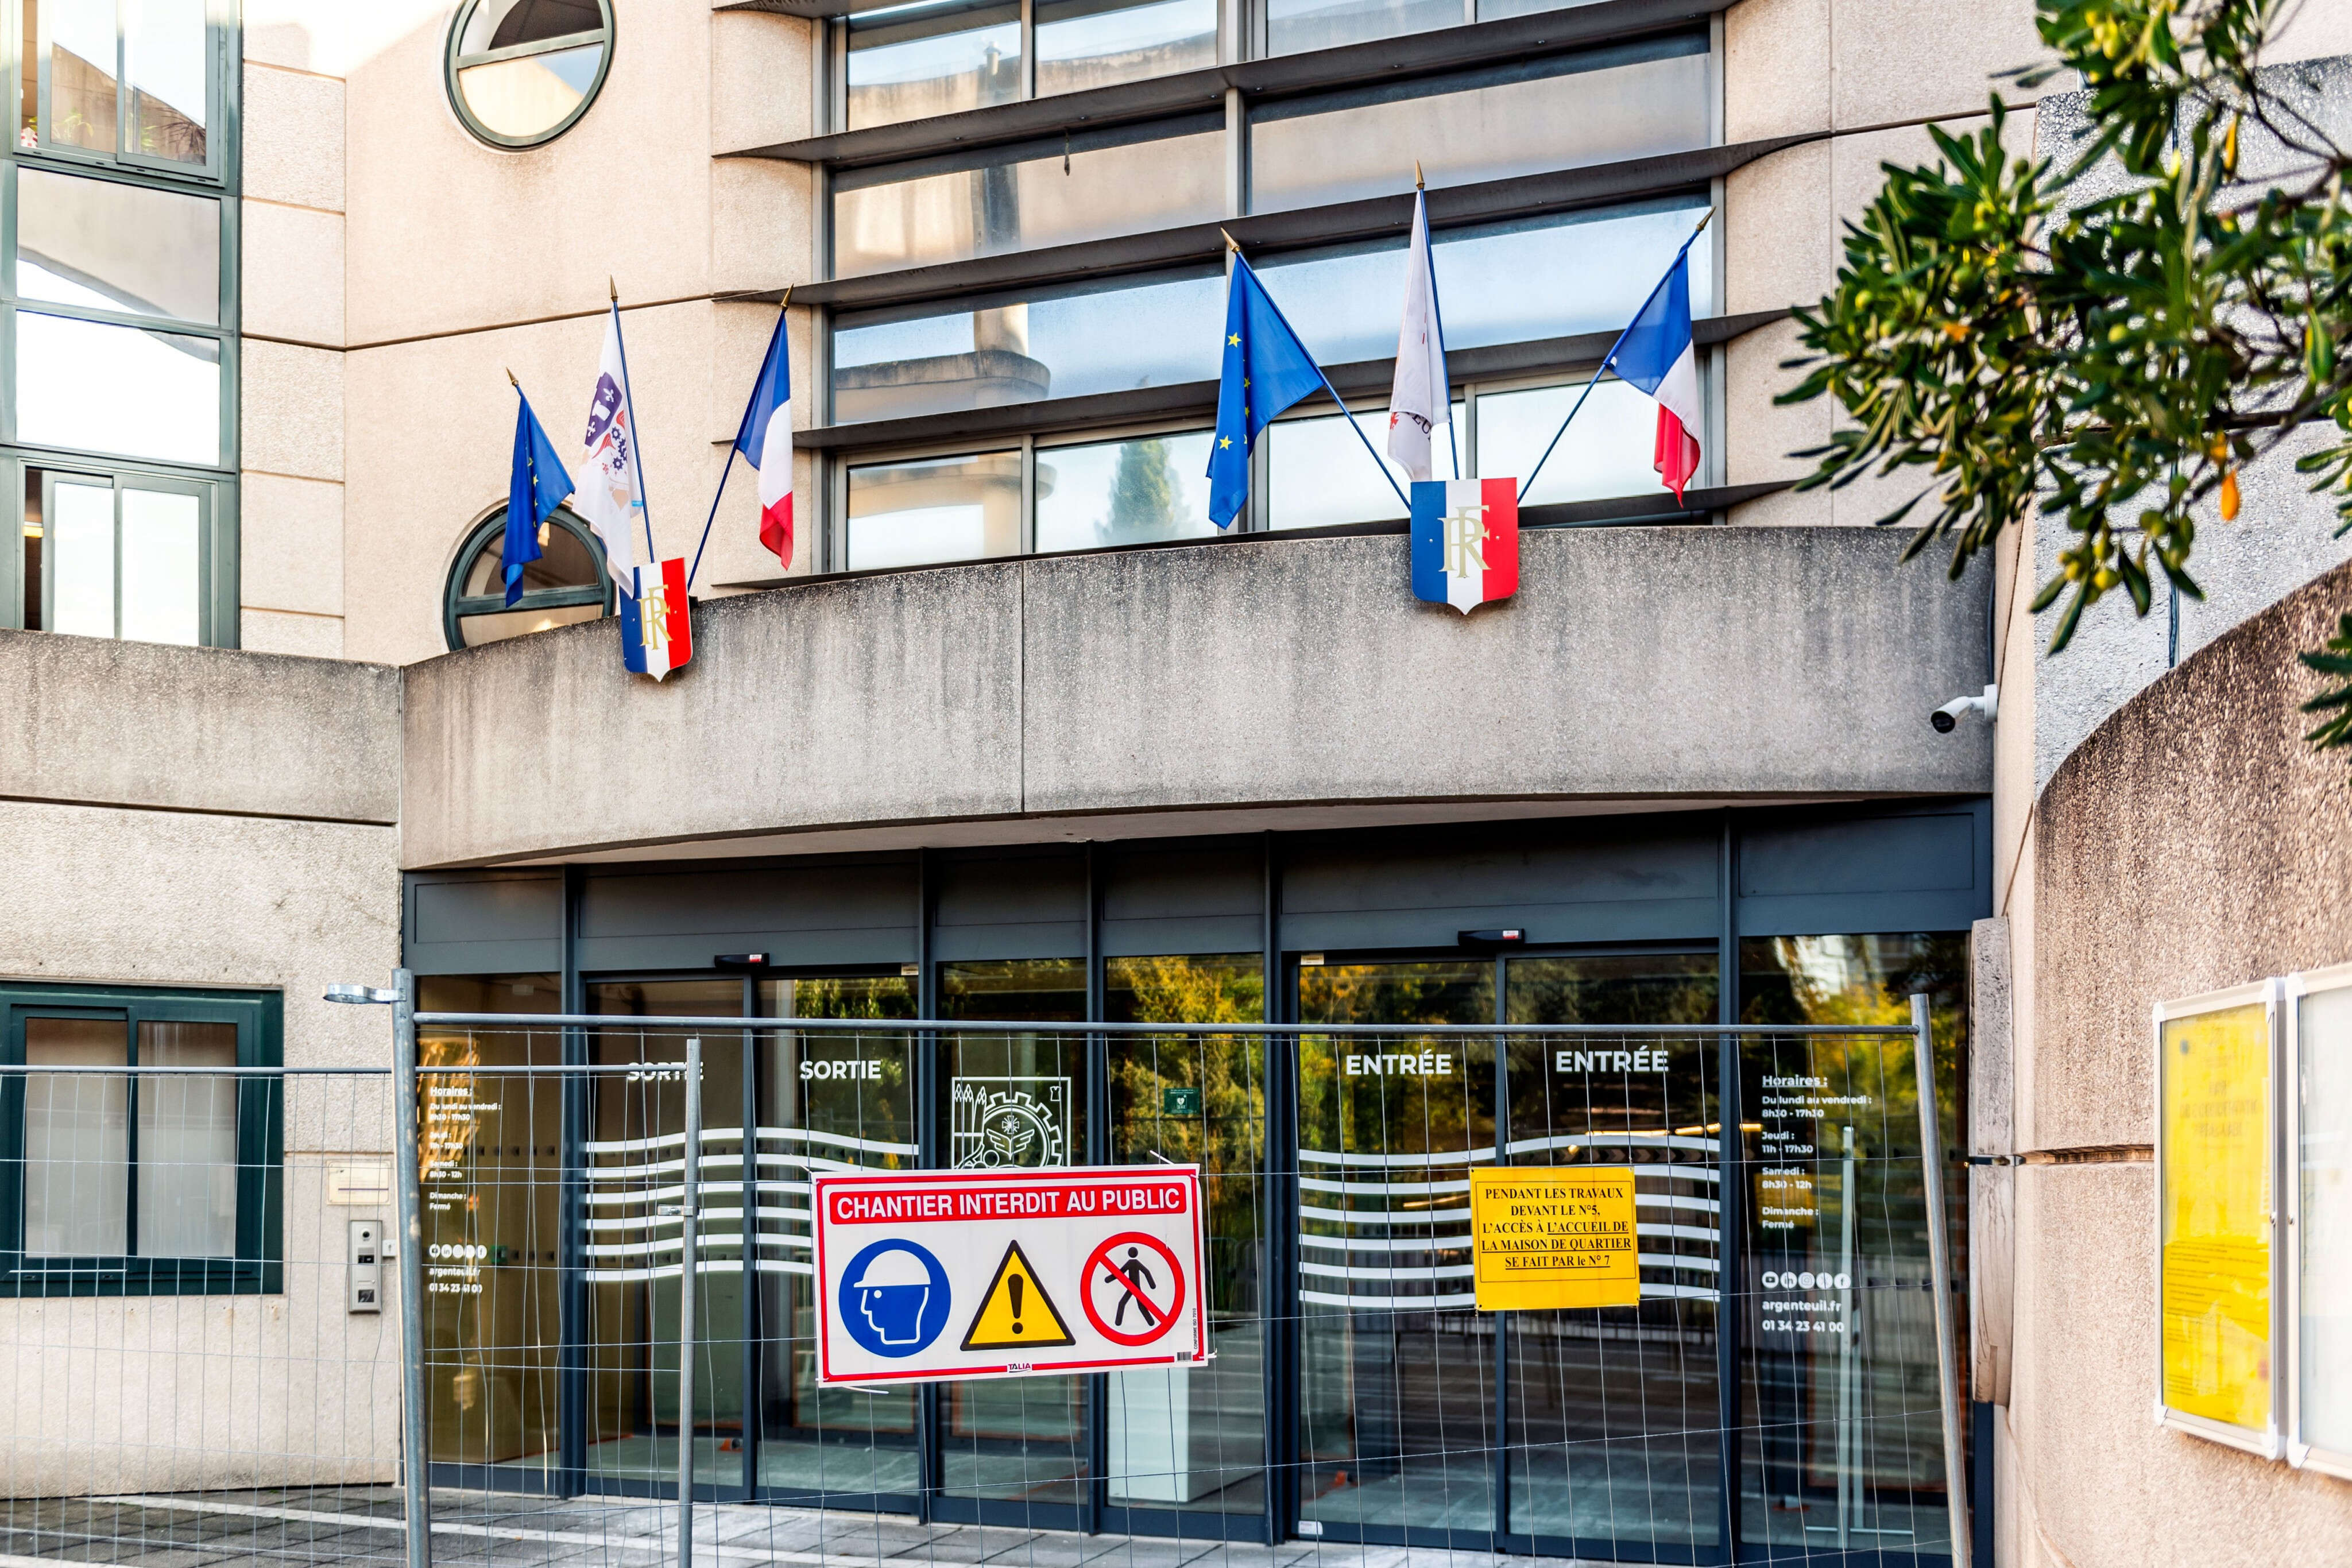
[393,967,432,1568]
[1912,992,1971,1566]
[678,1036,702,1568]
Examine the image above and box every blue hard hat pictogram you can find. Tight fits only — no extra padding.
[839,1238,950,1358]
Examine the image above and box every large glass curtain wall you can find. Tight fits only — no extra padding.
[415,939,1965,1562]
[3,0,237,644]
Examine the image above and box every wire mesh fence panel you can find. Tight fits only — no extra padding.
[0,1007,1967,1568]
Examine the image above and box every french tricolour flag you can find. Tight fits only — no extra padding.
[736,313,794,567]
[1612,250,1702,501]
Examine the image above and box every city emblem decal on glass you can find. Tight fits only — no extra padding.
[1409,478,1519,615]
[950,1077,1071,1168]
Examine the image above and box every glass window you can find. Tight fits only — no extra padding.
[415,975,565,1478]
[1265,0,1461,56]
[2295,975,2352,1464]
[1035,429,1217,551]
[124,0,207,164]
[1266,404,1457,531]
[16,311,220,464]
[845,448,1024,570]
[1258,200,1715,369]
[17,168,219,323]
[833,266,1223,424]
[30,470,206,645]
[1035,0,1217,95]
[45,0,119,155]
[446,0,613,148]
[835,121,1224,278]
[847,0,1022,131]
[1479,378,1671,507]
[3,981,277,1295]
[1248,41,1712,214]
[444,506,612,651]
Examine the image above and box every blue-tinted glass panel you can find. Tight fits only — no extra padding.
[1035,0,1217,95]
[1266,0,1458,56]
[845,449,1025,570]
[848,0,1022,130]
[1035,429,1217,551]
[1477,379,1666,506]
[1249,42,1710,213]
[835,124,1224,277]
[833,268,1224,424]
[1257,200,1713,370]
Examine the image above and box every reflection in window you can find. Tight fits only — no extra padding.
[448,0,610,146]
[1479,378,1669,506]
[1105,953,1264,1024]
[1266,404,1457,531]
[16,311,220,464]
[834,121,1223,278]
[1035,430,1217,552]
[848,0,1022,131]
[845,449,1023,570]
[32,471,203,645]
[47,0,120,154]
[833,268,1223,424]
[17,169,219,323]
[446,507,610,650]
[1249,40,1712,214]
[1266,0,1459,56]
[1260,200,1715,369]
[1506,951,1718,1023]
[125,0,207,164]
[1035,0,1217,96]
[23,1016,130,1256]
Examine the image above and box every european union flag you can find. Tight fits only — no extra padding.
[506,382,575,606]
[1207,255,1328,529]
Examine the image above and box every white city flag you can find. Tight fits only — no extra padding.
[573,311,646,593]
[1385,189,1452,484]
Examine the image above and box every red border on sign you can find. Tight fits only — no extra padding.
[813,1166,1208,1384]
[1080,1231,1187,1346]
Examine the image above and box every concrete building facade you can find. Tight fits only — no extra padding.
[4,0,2352,1563]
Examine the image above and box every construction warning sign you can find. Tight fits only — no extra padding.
[1468,1166,1641,1311]
[814,1165,1209,1384]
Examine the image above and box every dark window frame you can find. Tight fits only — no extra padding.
[443,504,616,652]
[444,0,617,151]
[0,981,284,1298]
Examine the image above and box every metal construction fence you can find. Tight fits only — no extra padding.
[0,983,1970,1568]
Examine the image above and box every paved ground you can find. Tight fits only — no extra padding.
[0,1489,1623,1568]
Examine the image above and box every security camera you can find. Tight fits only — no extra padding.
[1929,684,1999,733]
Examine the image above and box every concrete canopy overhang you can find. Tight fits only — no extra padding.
[399,525,1994,870]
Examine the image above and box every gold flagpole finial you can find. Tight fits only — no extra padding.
[1220,228,1241,254]
[506,367,519,388]
[608,276,619,303]
[1414,158,1425,190]
[1691,205,1716,237]
[778,283,794,313]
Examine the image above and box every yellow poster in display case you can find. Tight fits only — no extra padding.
[2156,981,2283,1455]
[1469,1166,1641,1310]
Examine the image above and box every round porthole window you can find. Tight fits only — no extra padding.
[446,0,615,149]
[444,506,614,651]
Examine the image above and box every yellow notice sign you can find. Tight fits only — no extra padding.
[2160,1001,2272,1433]
[1469,1166,1639,1311]
[960,1240,1076,1352]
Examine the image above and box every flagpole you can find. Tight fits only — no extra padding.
[688,288,791,592]
[1228,233,1409,514]
[1517,207,1713,505]
[608,278,657,564]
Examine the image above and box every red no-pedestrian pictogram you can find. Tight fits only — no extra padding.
[1081,1231,1186,1346]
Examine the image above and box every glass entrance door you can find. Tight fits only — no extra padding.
[934,959,1090,1517]
[1501,954,1725,1560]
[584,978,751,1496]
[1296,959,1500,1538]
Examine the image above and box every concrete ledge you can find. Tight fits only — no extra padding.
[0,631,401,824]
[400,526,1991,868]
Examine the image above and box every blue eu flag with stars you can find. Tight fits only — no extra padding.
[1208,255,1327,529]
[505,383,576,606]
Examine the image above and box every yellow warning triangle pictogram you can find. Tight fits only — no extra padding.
[959,1240,1077,1352]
